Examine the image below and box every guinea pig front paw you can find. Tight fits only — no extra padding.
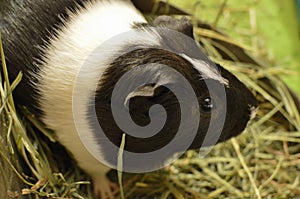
[93,176,118,199]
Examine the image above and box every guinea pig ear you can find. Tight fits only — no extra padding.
[125,84,157,105]
[152,15,194,39]
[125,83,169,109]
[124,77,175,108]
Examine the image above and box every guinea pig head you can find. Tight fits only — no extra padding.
[93,49,258,154]
[83,22,258,170]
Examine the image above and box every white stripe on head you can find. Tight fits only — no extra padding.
[180,54,229,85]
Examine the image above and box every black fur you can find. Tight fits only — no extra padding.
[152,16,194,39]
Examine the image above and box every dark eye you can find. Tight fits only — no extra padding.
[201,97,214,112]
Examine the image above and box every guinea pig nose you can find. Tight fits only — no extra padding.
[201,97,214,112]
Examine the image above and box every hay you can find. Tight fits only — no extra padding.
[1,1,300,198]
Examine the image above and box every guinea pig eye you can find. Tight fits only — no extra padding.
[201,97,214,112]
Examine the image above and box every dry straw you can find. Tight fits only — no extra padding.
[1,0,300,198]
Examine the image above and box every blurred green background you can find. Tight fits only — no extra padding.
[170,0,300,95]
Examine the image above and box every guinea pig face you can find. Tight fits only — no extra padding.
[189,66,258,149]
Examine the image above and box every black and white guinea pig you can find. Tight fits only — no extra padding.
[0,0,258,198]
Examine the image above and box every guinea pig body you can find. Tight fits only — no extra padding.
[1,0,258,198]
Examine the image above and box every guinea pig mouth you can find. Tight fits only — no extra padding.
[222,103,258,141]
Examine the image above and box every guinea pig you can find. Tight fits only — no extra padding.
[0,0,258,198]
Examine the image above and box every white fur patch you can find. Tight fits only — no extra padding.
[37,0,147,174]
[180,54,229,85]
